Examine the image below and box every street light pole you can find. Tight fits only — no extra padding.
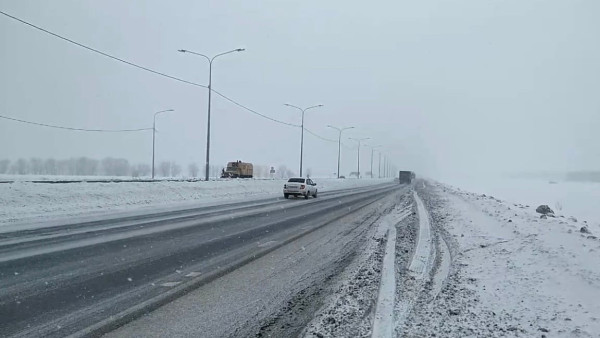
[284,103,323,176]
[378,151,381,178]
[178,48,245,181]
[152,109,175,179]
[349,137,370,179]
[383,155,387,178]
[327,125,354,179]
[365,144,380,179]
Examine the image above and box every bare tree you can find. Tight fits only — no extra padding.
[171,162,182,177]
[254,165,270,178]
[30,158,44,175]
[101,158,115,176]
[305,167,313,178]
[159,161,171,177]
[137,164,151,177]
[210,165,221,179]
[277,165,287,179]
[44,158,57,175]
[101,157,130,176]
[13,158,29,175]
[57,159,71,175]
[0,159,10,174]
[75,157,99,176]
[131,164,151,178]
[188,162,199,177]
[114,159,130,176]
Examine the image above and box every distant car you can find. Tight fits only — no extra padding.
[283,177,317,199]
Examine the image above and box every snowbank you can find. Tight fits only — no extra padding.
[0,177,392,225]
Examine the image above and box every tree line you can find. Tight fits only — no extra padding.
[0,157,150,177]
[0,158,299,179]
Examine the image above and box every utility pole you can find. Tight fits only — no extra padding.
[152,109,174,179]
[349,137,370,178]
[327,125,354,179]
[178,48,245,181]
[284,104,324,176]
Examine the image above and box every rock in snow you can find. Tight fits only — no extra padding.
[536,205,554,215]
[448,309,461,316]
[580,226,591,234]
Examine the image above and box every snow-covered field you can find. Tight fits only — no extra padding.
[441,176,600,226]
[0,177,392,225]
[406,181,600,337]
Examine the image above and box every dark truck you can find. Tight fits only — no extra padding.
[399,171,415,184]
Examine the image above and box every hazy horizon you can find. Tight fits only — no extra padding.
[1,0,599,180]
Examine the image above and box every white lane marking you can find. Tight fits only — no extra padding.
[160,282,181,287]
[258,240,277,248]
[372,209,412,338]
[410,191,432,278]
[185,272,202,277]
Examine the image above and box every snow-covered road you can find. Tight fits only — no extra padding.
[0,182,402,337]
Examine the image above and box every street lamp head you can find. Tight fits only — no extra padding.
[177,49,187,53]
[236,48,245,52]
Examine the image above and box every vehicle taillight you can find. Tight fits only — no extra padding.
[300,184,305,189]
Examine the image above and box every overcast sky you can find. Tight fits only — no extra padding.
[1,0,599,179]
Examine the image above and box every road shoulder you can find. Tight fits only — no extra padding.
[401,181,600,337]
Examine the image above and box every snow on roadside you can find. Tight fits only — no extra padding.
[403,181,600,337]
[300,191,414,338]
[371,205,412,338]
[0,178,391,226]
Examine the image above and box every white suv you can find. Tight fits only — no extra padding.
[283,177,318,199]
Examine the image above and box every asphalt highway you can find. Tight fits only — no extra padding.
[0,182,400,337]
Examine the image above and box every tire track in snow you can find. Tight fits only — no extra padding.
[431,234,452,298]
[409,191,433,277]
[392,190,435,335]
[371,206,412,338]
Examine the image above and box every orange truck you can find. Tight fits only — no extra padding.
[221,161,253,178]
